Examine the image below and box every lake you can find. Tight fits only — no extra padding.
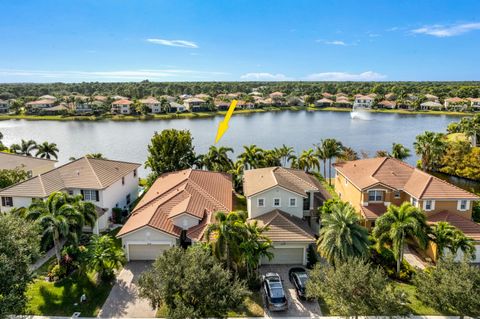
[0,110,462,177]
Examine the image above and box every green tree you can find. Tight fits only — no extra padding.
[86,153,106,159]
[317,202,370,265]
[145,129,196,179]
[414,131,446,171]
[35,141,59,159]
[297,148,320,172]
[138,246,249,319]
[10,139,37,156]
[338,146,359,161]
[85,234,126,281]
[306,257,407,317]
[0,214,41,319]
[317,138,343,184]
[201,145,234,172]
[274,144,295,167]
[237,144,264,170]
[414,257,480,318]
[239,220,273,279]
[391,143,411,160]
[372,202,429,274]
[0,167,29,189]
[26,192,97,264]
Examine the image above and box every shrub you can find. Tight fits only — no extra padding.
[49,264,67,280]
[306,244,319,269]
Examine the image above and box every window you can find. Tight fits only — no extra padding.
[273,198,281,207]
[289,198,297,207]
[67,190,74,195]
[1,196,13,207]
[133,169,137,177]
[394,191,400,199]
[459,200,468,211]
[257,198,265,207]
[368,190,383,202]
[122,177,125,185]
[82,190,98,201]
[411,197,418,207]
[424,200,433,211]
[126,194,131,205]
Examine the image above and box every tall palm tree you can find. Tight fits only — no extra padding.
[238,145,264,170]
[35,141,59,159]
[203,145,234,172]
[429,221,458,259]
[373,202,429,274]
[450,229,476,260]
[338,146,359,161]
[315,141,328,179]
[26,192,85,263]
[274,144,295,167]
[391,143,411,160]
[317,202,370,265]
[227,160,244,192]
[240,220,273,279]
[414,131,446,171]
[10,139,37,156]
[260,149,281,167]
[297,149,320,172]
[86,153,106,159]
[317,138,343,185]
[375,150,390,157]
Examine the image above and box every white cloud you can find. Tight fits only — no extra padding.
[240,72,291,81]
[305,71,386,81]
[0,68,227,82]
[146,38,198,48]
[317,40,348,46]
[411,23,480,37]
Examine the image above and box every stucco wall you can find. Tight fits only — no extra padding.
[171,214,201,230]
[334,173,363,211]
[247,186,304,219]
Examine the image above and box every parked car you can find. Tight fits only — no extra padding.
[289,267,309,299]
[262,272,288,311]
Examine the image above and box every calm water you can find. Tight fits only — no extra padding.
[0,111,462,177]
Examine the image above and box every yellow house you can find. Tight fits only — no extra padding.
[333,157,480,262]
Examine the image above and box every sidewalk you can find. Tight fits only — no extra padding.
[403,245,428,270]
[30,239,66,272]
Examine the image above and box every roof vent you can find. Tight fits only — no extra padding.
[76,170,80,176]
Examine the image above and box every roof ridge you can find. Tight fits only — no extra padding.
[371,157,389,177]
[84,157,104,188]
[132,180,188,213]
[188,178,230,212]
[37,174,47,197]
[418,175,433,199]
[275,210,314,238]
[0,151,57,162]
[280,167,319,191]
[415,168,479,199]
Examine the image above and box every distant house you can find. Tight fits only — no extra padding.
[0,99,10,113]
[468,98,480,111]
[140,97,161,114]
[322,92,334,99]
[39,95,57,101]
[214,99,230,111]
[336,92,348,98]
[314,98,334,107]
[74,101,94,114]
[236,100,255,109]
[0,157,141,234]
[353,95,374,108]
[179,94,192,100]
[194,93,210,100]
[425,94,439,103]
[249,91,263,97]
[420,101,443,110]
[117,169,233,261]
[377,100,396,109]
[286,96,305,106]
[94,95,108,102]
[111,99,133,114]
[0,152,56,178]
[269,92,286,106]
[335,97,352,108]
[333,157,480,263]
[243,167,331,265]
[26,99,55,109]
[169,101,186,112]
[183,98,205,111]
[444,97,468,111]
[42,103,71,115]
[384,93,396,101]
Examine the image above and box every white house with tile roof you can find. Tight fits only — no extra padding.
[0,156,140,233]
[243,167,331,265]
[0,152,56,177]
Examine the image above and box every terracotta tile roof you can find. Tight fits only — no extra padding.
[316,98,333,104]
[378,100,396,107]
[355,95,373,100]
[421,101,443,108]
[243,167,326,198]
[251,209,315,242]
[139,97,159,104]
[0,152,56,171]
[26,99,55,105]
[184,97,205,103]
[186,210,215,241]
[117,169,233,238]
[0,157,140,197]
[360,204,387,220]
[322,92,333,98]
[112,99,132,105]
[269,92,284,97]
[445,97,467,103]
[428,211,480,241]
[334,157,479,200]
[468,98,480,102]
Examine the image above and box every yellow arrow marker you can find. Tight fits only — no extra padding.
[215,99,237,143]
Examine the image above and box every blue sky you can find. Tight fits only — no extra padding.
[1,0,479,82]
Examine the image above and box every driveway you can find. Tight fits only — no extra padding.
[98,261,156,318]
[260,265,322,318]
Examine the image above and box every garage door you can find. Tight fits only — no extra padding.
[262,247,304,265]
[452,244,480,263]
[128,244,170,260]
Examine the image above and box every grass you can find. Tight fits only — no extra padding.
[393,282,445,315]
[156,291,264,318]
[26,271,113,317]
[33,256,56,278]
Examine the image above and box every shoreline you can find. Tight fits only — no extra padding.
[0,106,471,122]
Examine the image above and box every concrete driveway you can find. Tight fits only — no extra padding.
[260,265,321,318]
[98,261,156,318]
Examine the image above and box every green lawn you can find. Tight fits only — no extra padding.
[156,291,264,318]
[26,271,113,317]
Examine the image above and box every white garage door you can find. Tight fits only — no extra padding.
[262,247,304,265]
[451,244,480,263]
[128,244,170,261]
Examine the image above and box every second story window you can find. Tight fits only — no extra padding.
[82,189,99,202]
[122,177,125,185]
[133,169,137,177]
[257,198,265,207]
[289,198,296,207]
[459,200,468,211]
[411,197,418,207]
[394,191,400,199]
[273,198,281,207]
[424,200,434,211]
[368,190,383,202]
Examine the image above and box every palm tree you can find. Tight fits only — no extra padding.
[372,202,429,274]
[297,149,320,172]
[260,149,281,167]
[86,234,126,281]
[227,160,244,192]
[315,141,328,179]
[391,143,411,160]
[429,221,458,259]
[317,138,343,185]
[205,211,247,272]
[339,146,359,161]
[414,131,446,171]
[203,145,234,172]
[274,144,295,167]
[26,192,85,264]
[240,220,273,279]
[86,153,106,159]
[238,145,264,170]
[11,139,37,156]
[375,150,390,157]
[317,202,370,265]
[35,141,59,159]
[450,229,476,260]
